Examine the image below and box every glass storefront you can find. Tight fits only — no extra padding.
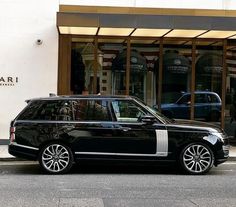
[130,40,158,105]
[71,41,97,94]
[225,41,236,138]
[158,40,192,120]
[195,41,223,123]
[59,36,236,134]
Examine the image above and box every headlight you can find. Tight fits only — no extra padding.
[211,132,224,142]
[203,132,224,144]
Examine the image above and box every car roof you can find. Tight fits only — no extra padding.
[183,91,218,95]
[26,95,134,102]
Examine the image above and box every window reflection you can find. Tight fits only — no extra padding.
[195,43,223,123]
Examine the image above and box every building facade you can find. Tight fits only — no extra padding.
[1,0,236,140]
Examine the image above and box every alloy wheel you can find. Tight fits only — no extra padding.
[40,143,72,173]
[181,144,213,174]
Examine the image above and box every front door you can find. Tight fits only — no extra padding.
[109,99,167,156]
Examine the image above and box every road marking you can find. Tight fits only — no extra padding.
[0,161,37,166]
[59,198,104,207]
[223,162,236,165]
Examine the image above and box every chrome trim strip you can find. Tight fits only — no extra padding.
[75,152,157,157]
[155,129,168,157]
[10,142,39,151]
[15,120,144,126]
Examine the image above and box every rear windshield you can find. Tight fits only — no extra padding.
[17,100,73,121]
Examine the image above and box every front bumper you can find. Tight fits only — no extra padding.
[215,144,230,166]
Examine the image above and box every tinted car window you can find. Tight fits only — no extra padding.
[111,100,150,122]
[18,101,42,120]
[195,94,207,103]
[207,94,220,103]
[177,94,190,104]
[18,100,73,121]
[73,99,110,121]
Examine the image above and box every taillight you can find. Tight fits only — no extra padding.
[10,127,15,143]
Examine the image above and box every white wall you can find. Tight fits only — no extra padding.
[0,0,59,139]
[60,0,236,10]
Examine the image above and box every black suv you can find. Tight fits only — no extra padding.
[9,95,229,174]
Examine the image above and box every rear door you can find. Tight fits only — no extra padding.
[60,98,115,153]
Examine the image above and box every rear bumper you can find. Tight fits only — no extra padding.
[8,142,39,160]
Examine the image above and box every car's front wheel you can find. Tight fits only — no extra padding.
[39,143,74,174]
[179,143,214,175]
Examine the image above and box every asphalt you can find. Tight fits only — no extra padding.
[1,140,236,161]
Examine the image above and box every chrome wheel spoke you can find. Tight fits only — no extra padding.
[186,160,195,169]
[46,160,54,169]
[199,159,210,168]
[42,155,53,161]
[186,148,195,156]
[196,162,202,172]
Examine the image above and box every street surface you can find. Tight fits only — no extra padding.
[0,161,236,207]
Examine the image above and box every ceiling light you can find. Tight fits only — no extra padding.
[132,29,170,37]
[165,29,207,38]
[59,26,98,35]
[198,30,236,38]
[98,28,134,36]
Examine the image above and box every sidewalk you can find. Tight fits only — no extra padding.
[1,145,236,161]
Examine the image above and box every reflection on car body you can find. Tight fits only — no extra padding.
[9,95,229,175]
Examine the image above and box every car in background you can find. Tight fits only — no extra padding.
[159,91,221,121]
[9,95,229,175]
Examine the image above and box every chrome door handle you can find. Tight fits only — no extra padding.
[121,127,131,132]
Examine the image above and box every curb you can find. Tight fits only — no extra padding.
[0,157,26,161]
[228,157,236,161]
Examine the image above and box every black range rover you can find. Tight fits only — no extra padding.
[9,95,229,174]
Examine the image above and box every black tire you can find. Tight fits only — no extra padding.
[39,142,74,174]
[179,143,214,175]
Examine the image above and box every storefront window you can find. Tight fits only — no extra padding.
[130,40,158,105]
[195,41,223,123]
[71,41,98,94]
[97,38,126,95]
[225,40,236,138]
[158,40,192,120]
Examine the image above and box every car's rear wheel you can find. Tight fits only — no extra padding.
[39,143,73,174]
[179,143,214,175]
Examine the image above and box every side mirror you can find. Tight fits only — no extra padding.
[140,115,156,124]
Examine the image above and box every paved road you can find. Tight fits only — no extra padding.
[0,161,236,207]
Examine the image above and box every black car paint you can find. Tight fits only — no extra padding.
[9,96,229,167]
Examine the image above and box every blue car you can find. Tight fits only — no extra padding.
[159,91,221,121]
